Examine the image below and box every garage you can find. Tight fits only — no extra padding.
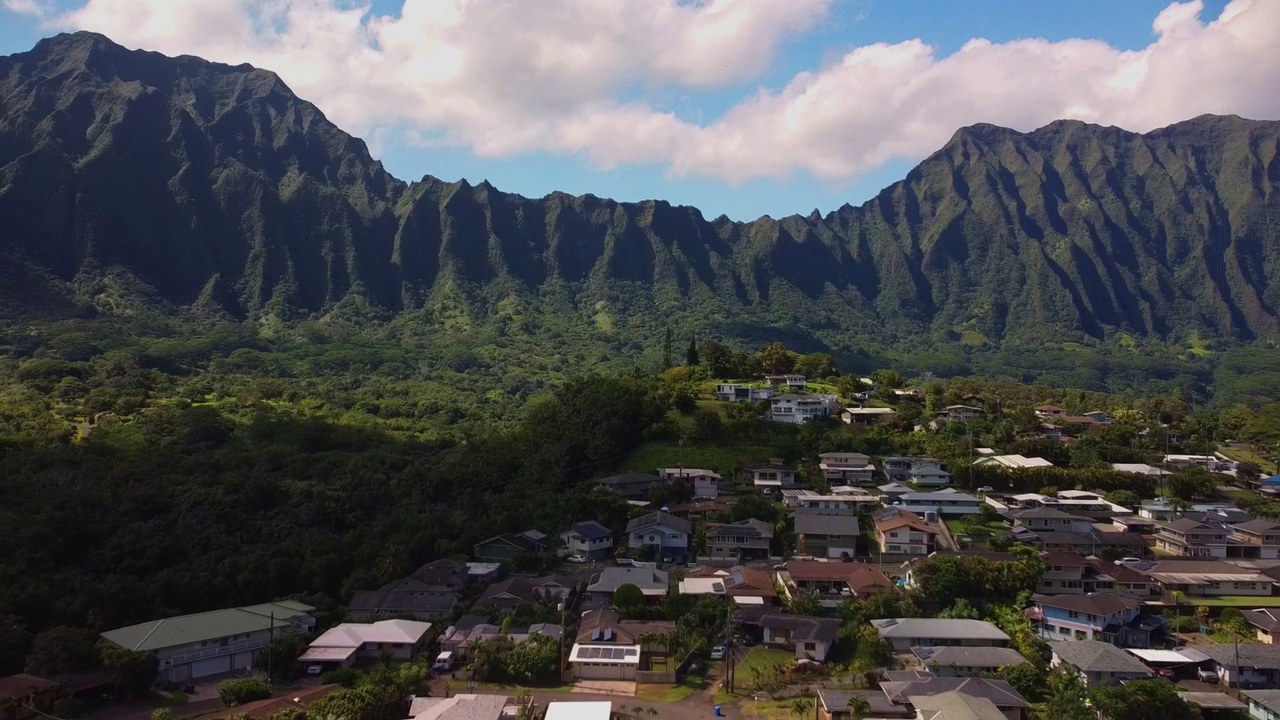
[190,656,232,679]
[568,644,640,680]
[232,651,255,671]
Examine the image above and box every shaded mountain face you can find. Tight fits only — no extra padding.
[2,32,1279,348]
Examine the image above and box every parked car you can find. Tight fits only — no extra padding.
[710,645,726,660]
[567,554,587,563]
[1115,557,1144,566]
[1156,668,1174,679]
[1197,667,1218,683]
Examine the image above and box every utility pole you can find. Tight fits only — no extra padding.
[267,611,275,685]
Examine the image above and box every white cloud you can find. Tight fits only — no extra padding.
[4,0,49,17]
[40,0,1280,185]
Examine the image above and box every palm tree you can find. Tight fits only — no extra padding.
[1171,589,1188,630]
[789,697,813,718]
[846,695,872,720]
[631,704,646,719]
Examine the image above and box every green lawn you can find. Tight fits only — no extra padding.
[1186,596,1280,607]
[448,680,575,693]
[1218,444,1274,469]
[623,441,774,476]
[946,519,1007,537]
[735,647,794,677]
[634,674,706,703]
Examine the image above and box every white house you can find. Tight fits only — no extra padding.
[781,489,862,514]
[659,468,722,499]
[746,461,797,494]
[625,511,690,562]
[908,460,951,488]
[560,521,614,561]
[819,452,875,485]
[299,619,433,670]
[770,394,839,424]
[765,374,808,390]
[945,405,982,423]
[545,701,615,720]
[973,454,1054,470]
[870,618,1010,652]
[894,490,983,518]
[715,383,774,403]
[566,644,640,680]
[100,601,316,684]
[841,407,898,425]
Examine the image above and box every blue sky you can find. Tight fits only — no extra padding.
[1,0,1258,220]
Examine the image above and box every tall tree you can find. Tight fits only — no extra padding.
[686,336,699,366]
[662,328,674,370]
[699,340,735,378]
[1042,669,1093,720]
[1089,679,1198,720]
[757,342,794,375]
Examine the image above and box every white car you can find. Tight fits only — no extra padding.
[1114,557,1143,566]
[567,554,587,563]
[710,645,726,660]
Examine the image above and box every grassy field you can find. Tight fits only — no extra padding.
[946,519,1007,538]
[1188,596,1280,608]
[741,699,810,719]
[447,680,575,693]
[1218,444,1275,470]
[634,674,706,703]
[623,441,774,476]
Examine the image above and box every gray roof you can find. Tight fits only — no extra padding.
[585,566,669,594]
[1015,507,1091,520]
[709,518,775,540]
[816,689,898,715]
[1050,641,1154,675]
[879,677,1028,707]
[596,472,660,486]
[1032,592,1144,616]
[870,618,1010,642]
[758,614,840,644]
[794,512,859,536]
[913,646,1028,669]
[899,491,979,503]
[1243,690,1280,713]
[1199,643,1280,670]
[626,510,692,535]
[1179,692,1246,710]
[101,601,314,652]
[408,693,512,720]
[1235,519,1280,534]
[348,590,456,613]
[911,692,1007,720]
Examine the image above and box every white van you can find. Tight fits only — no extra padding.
[433,651,454,672]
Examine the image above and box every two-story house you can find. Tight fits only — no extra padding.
[908,459,951,488]
[840,407,898,426]
[793,509,860,559]
[594,472,663,501]
[895,490,983,518]
[348,559,467,620]
[1155,518,1229,558]
[1031,592,1156,647]
[715,383,774,403]
[745,461,797,495]
[101,601,316,683]
[1036,405,1067,419]
[1049,640,1154,688]
[706,519,774,560]
[818,452,875,485]
[765,374,808,390]
[875,509,943,555]
[626,511,691,562]
[782,490,860,514]
[560,521,614,561]
[476,575,577,613]
[770,394,839,424]
[882,457,915,483]
[1014,508,1095,534]
[1231,519,1280,559]
[945,405,983,423]
[474,530,556,567]
[659,468,723,499]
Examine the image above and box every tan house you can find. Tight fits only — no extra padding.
[875,509,944,555]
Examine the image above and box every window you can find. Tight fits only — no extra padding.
[803,642,817,651]
[1058,626,1071,635]
[1068,611,1079,619]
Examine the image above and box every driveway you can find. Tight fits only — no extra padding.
[571,680,636,697]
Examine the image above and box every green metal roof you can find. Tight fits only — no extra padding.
[101,601,314,651]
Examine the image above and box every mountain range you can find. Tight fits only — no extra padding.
[2,32,1279,360]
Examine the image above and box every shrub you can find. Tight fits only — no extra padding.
[218,678,271,707]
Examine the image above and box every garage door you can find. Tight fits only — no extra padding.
[233,651,255,671]
[190,655,232,679]
[575,663,629,680]
[826,546,856,559]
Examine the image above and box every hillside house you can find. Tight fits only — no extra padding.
[1014,508,1095,534]
[584,567,669,604]
[348,559,466,620]
[1141,560,1276,598]
[781,489,860,514]
[715,383,774,403]
[793,510,860,559]
[746,461,797,494]
[594,472,663,501]
[883,457,916,483]
[625,511,690,562]
[841,407,898,425]
[770,394,839,424]
[1030,592,1157,647]
[658,468,722,499]
[299,619,433,670]
[706,519,774,560]
[908,459,952,488]
[680,565,778,603]
[945,405,982,423]
[560,521,614,561]
[875,508,945,555]
[780,560,891,601]
[1049,641,1154,688]
[895,490,982,518]
[819,452,875,485]
[765,374,808,390]
[870,618,1010,652]
[912,646,1028,677]
[473,530,555,567]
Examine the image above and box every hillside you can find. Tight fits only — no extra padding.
[2,32,1279,375]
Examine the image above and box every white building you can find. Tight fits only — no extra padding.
[770,394,839,424]
[567,644,640,680]
[714,383,774,403]
[819,452,875,485]
[100,601,316,683]
[299,619,433,670]
[908,460,951,488]
[893,490,983,517]
[544,701,614,720]
[841,407,898,425]
[973,454,1054,470]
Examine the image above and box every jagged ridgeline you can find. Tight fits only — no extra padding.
[2,32,1279,350]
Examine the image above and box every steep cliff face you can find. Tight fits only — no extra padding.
[2,32,1279,346]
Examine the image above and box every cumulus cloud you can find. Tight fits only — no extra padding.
[33,0,1280,183]
[4,0,49,17]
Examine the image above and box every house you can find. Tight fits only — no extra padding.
[575,608,675,647]
[1036,405,1067,418]
[566,644,640,680]
[625,511,691,562]
[1087,558,1159,596]
[912,646,1027,677]
[780,560,891,601]
[1013,508,1095,535]
[545,701,615,720]
[706,519,775,560]
[1231,519,1280,560]
[680,565,778,603]
[475,575,577,612]
[1030,592,1157,647]
[584,566,669,604]
[827,485,880,504]
[910,692,1009,720]
[1112,463,1170,477]
[467,562,503,585]
[945,405,983,423]
[438,615,495,660]
[207,686,342,720]
[878,676,1029,720]
[473,530,555,566]
[894,386,925,400]
[560,521,614,561]
[781,489,862,513]
[816,688,904,720]
[1164,454,1236,472]
[770,394,839,424]
[871,619,1010,652]
[973,455,1054,470]
[746,461,798,494]
[883,457,916,483]
[1083,411,1112,423]
[875,509,945,555]
[1036,551,1093,595]
[406,693,523,720]
[1199,644,1280,687]
[894,490,983,518]
[1048,640,1154,688]
[0,674,59,716]
[879,482,913,503]
[1109,516,1157,534]
[664,499,732,521]
[1155,518,1229,558]
[793,510,860,558]
[348,559,466,621]
[765,374,808,390]
[299,619,432,670]
[759,613,841,661]
[909,460,952,488]
[1244,609,1280,643]
[715,383,774,403]
[594,472,663,500]
[1142,560,1277,597]
[999,492,1129,520]
[819,452,876,485]
[659,468,723,498]
[100,601,315,684]
[841,407,898,425]
[1243,690,1280,720]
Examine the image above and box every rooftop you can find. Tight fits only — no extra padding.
[407,693,514,720]
[1050,640,1153,674]
[586,567,669,595]
[101,600,314,652]
[912,646,1027,669]
[1178,692,1246,710]
[544,701,614,720]
[912,691,1007,720]
[1032,592,1144,616]
[625,510,692,534]
[870,618,1010,642]
[307,619,432,650]
[794,512,859,536]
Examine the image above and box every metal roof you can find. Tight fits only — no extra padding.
[1050,641,1154,675]
[871,618,1009,641]
[101,600,314,652]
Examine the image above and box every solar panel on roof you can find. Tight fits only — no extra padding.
[611,648,625,659]
[624,648,638,657]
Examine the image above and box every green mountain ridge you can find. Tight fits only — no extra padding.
[2,32,1279,357]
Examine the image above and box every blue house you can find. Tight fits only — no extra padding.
[1261,475,1280,497]
[1031,592,1162,648]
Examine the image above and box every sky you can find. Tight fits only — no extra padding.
[2,0,1276,221]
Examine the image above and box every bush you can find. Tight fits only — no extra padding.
[218,678,271,707]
